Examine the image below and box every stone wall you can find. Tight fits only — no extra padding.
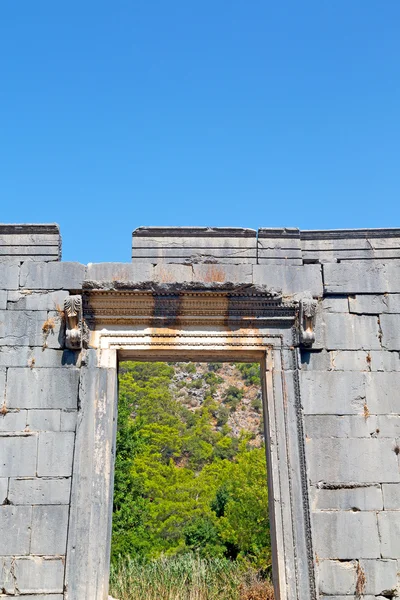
[0,224,399,598]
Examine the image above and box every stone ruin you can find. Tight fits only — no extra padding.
[0,223,399,599]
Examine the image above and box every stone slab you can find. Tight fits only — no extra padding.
[324,261,400,294]
[382,483,400,510]
[312,511,380,559]
[85,262,153,288]
[0,263,19,289]
[310,484,383,511]
[20,261,86,290]
[0,477,8,503]
[305,415,400,438]
[12,557,64,594]
[380,313,400,349]
[0,409,27,432]
[27,409,61,431]
[378,511,400,557]
[7,290,69,311]
[60,410,78,431]
[0,309,47,346]
[31,504,69,554]
[6,368,79,409]
[321,313,381,350]
[300,371,366,415]
[307,438,399,483]
[192,263,253,284]
[318,560,357,595]
[8,477,71,505]
[0,346,80,368]
[0,505,32,554]
[0,434,37,476]
[253,263,323,295]
[37,431,75,476]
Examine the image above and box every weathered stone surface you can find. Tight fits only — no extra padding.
[85,262,153,288]
[0,505,32,554]
[0,290,7,309]
[6,289,69,311]
[37,432,75,477]
[253,263,323,295]
[0,434,37,476]
[8,477,71,505]
[20,261,86,290]
[365,372,400,414]
[31,505,69,554]
[382,483,400,510]
[324,261,400,293]
[318,560,357,595]
[321,313,381,350]
[300,371,366,415]
[305,415,400,438]
[0,346,79,368]
[310,484,382,511]
[307,438,399,483]
[154,263,193,283]
[0,477,8,503]
[192,263,252,284]
[0,310,47,346]
[6,368,79,409]
[378,512,400,557]
[27,409,61,431]
[321,296,349,312]
[0,409,27,432]
[380,313,400,349]
[60,410,77,431]
[350,293,400,314]
[312,512,380,559]
[12,557,64,594]
[331,349,400,371]
[0,263,19,289]
[359,558,398,594]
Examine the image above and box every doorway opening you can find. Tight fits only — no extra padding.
[109,360,275,600]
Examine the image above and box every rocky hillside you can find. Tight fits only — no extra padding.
[169,362,264,446]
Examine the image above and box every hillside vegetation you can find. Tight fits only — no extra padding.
[110,361,274,599]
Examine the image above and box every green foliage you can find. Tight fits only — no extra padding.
[111,361,271,571]
[235,363,261,386]
[251,397,262,413]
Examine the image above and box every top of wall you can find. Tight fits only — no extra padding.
[0,223,61,262]
[132,226,400,264]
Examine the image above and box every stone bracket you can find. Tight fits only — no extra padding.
[299,295,318,347]
[64,295,88,350]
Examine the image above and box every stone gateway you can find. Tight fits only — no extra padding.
[0,224,399,599]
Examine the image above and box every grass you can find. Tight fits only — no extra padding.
[109,554,274,600]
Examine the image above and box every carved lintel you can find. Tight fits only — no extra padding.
[299,295,318,347]
[64,295,88,350]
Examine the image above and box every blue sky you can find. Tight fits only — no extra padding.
[1,1,399,263]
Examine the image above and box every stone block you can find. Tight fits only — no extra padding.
[350,293,400,314]
[321,296,349,312]
[307,438,399,483]
[0,557,12,591]
[0,505,32,554]
[331,350,400,372]
[0,290,7,309]
[13,557,64,594]
[300,350,332,371]
[305,415,381,438]
[322,313,381,350]
[0,263,19,289]
[365,372,400,414]
[60,410,77,431]
[300,371,366,415]
[27,409,61,431]
[378,512,400,557]
[324,261,400,294]
[312,511,380,559]
[154,263,193,283]
[0,409,27,432]
[381,313,400,350]
[359,558,398,595]
[37,432,75,476]
[310,484,383,511]
[318,560,357,595]
[0,434,37,476]
[0,477,7,503]
[192,263,252,284]
[6,289,69,311]
[253,263,323,295]
[0,346,79,368]
[20,261,86,290]
[0,309,47,346]
[382,483,400,510]
[31,505,69,554]
[8,477,71,505]
[85,262,153,288]
[6,367,79,409]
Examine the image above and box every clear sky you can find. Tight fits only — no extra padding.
[1,1,399,263]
